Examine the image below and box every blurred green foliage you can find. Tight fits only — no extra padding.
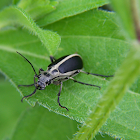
[0,74,29,139]
[0,0,140,140]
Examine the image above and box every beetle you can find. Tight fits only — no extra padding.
[17,51,113,111]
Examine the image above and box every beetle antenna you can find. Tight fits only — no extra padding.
[21,87,37,102]
[16,51,38,76]
[80,70,114,77]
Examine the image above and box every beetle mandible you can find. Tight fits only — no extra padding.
[17,52,113,111]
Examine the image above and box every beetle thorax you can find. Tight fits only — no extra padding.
[40,74,51,82]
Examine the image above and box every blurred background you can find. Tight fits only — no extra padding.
[0,72,29,139]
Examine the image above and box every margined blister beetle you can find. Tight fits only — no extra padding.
[17,52,113,111]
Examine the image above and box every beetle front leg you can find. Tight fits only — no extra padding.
[57,82,69,111]
[50,56,56,63]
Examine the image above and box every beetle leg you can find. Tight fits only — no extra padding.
[19,75,37,87]
[19,75,38,102]
[69,77,101,89]
[80,70,114,77]
[50,56,56,63]
[57,82,69,111]
[21,87,37,102]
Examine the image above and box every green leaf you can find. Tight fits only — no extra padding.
[65,1,140,139]
[0,6,60,55]
[110,0,136,40]
[11,104,78,140]
[1,9,139,139]
[0,79,29,140]
[74,44,140,140]
[17,0,50,9]
[37,0,110,26]
[26,5,56,20]
[12,0,20,5]
[46,10,140,139]
[0,0,12,10]
[17,0,58,20]
[110,0,140,94]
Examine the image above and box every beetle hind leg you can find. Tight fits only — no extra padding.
[69,77,101,89]
[57,82,69,111]
[80,70,114,77]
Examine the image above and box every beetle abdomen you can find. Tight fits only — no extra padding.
[58,55,83,73]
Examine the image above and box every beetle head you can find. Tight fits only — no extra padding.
[35,72,52,90]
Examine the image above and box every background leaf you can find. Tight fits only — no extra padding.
[17,0,58,20]
[0,78,29,140]
[109,0,140,94]
[110,0,136,39]
[37,0,110,26]
[11,104,78,140]
[0,0,12,10]
[0,6,60,55]
[1,0,140,139]
[1,9,138,139]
